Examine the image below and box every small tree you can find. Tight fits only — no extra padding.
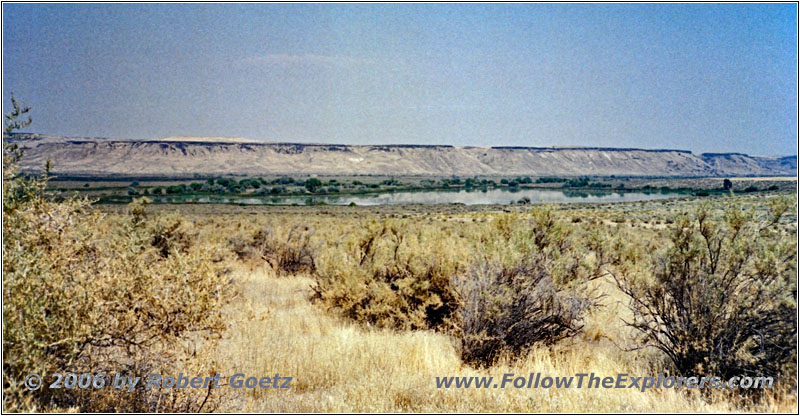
[305,177,322,192]
[723,178,733,190]
[4,94,32,135]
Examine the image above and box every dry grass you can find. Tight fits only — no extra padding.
[6,181,795,412]
[215,264,797,413]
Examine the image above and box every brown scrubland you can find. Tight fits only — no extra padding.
[4,160,797,412]
[3,106,797,413]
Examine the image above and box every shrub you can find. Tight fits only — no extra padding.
[312,219,464,330]
[536,176,568,184]
[612,201,797,385]
[454,259,591,367]
[3,190,233,411]
[232,224,316,275]
[304,178,322,192]
[723,178,733,190]
[312,208,600,366]
[3,105,232,411]
[452,209,600,367]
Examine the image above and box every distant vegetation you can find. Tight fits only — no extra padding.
[47,173,793,206]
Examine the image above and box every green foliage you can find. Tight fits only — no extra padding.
[165,184,186,194]
[723,178,733,190]
[4,94,32,134]
[305,178,322,192]
[564,177,589,187]
[238,178,260,189]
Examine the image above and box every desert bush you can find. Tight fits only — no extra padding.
[312,208,600,365]
[612,201,797,385]
[231,224,316,275]
[312,219,465,330]
[3,112,232,411]
[3,188,233,411]
[452,209,600,367]
[454,259,591,367]
[145,209,197,258]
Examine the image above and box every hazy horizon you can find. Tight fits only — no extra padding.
[3,3,798,156]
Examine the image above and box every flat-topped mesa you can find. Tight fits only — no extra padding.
[490,146,693,154]
[5,133,796,178]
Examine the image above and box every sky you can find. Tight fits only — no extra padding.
[2,3,797,155]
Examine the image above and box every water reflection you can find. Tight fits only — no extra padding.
[156,188,683,206]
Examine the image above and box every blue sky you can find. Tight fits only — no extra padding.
[2,3,797,155]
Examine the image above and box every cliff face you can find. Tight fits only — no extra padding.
[7,134,797,177]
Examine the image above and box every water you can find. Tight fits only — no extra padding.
[155,188,685,206]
